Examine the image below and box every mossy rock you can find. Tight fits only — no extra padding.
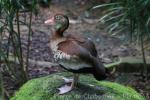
[11,72,145,100]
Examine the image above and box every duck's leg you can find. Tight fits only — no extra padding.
[62,77,73,83]
[58,74,79,95]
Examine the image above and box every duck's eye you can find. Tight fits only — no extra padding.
[55,16,60,20]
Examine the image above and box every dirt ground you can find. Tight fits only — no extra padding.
[3,0,150,99]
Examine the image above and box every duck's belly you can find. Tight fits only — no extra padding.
[58,58,92,70]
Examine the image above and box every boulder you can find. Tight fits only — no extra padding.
[11,72,145,100]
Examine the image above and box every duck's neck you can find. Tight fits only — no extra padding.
[51,28,64,40]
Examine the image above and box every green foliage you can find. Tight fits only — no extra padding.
[92,0,150,77]
[0,0,51,99]
[0,0,34,85]
[11,72,145,100]
[0,73,4,100]
[92,0,150,42]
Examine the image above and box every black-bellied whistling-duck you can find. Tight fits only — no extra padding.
[45,14,108,94]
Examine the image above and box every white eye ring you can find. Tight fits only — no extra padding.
[55,16,60,20]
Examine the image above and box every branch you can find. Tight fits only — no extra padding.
[1,55,150,73]
[105,57,150,73]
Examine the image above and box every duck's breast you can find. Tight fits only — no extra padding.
[50,38,93,70]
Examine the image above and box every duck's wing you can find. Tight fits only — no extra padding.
[79,39,97,57]
[58,40,88,56]
[57,40,107,80]
[66,34,97,57]
[57,40,90,58]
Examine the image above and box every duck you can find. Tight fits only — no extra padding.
[45,14,108,94]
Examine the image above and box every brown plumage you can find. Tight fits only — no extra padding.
[45,14,108,94]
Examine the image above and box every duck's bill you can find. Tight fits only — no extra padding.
[44,18,54,25]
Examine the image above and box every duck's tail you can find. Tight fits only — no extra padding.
[92,59,110,81]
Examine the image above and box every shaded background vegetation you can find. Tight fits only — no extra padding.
[92,0,150,77]
[0,0,51,99]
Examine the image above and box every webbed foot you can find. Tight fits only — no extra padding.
[58,74,79,95]
[58,85,72,95]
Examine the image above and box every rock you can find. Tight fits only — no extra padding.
[11,72,145,100]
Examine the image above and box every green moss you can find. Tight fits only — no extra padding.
[98,81,145,100]
[11,72,145,100]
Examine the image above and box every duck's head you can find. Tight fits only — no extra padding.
[45,14,69,33]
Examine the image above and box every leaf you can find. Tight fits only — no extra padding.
[146,17,150,26]
[104,13,125,22]
[99,10,119,23]
[92,3,121,9]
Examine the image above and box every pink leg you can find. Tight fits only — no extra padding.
[58,74,79,95]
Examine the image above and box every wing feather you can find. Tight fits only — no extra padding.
[57,39,107,80]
